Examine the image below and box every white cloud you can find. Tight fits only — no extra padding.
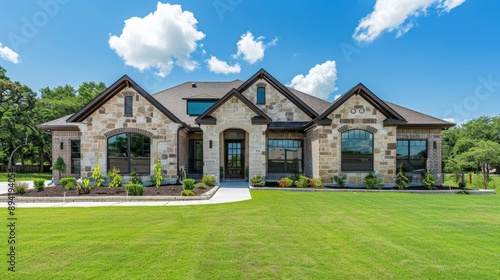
[109,2,205,77]
[334,94,342,100]
[287,60,338,100]
[0,42,20,64]
[443,118,456,123]
[206,56,241,74]
[353,0,466,43]
[233,31,277,64]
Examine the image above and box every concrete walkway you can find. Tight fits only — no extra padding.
[0,180,252,208]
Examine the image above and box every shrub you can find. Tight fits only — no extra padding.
[51,156,66,179]
[194,182,206,189]
[125,183,144,196]
[278,177,293,188]
[395,166,409,189]
[108,167,123,188]
[129,169,142,185]
[14,182,28,194]
[333,173,348,187]
[77,178,94,194]
[183,178,195,190]
[202,174,216,186]
[310,178,324,188]
[34,179,45,191]
[181,189,195,196]
[289,174,302,182]
[154,162,163,188]
[296,175,310,188]
[250,174,263,187]
[60,177,76,187]
[92,163,104,187]
[364,173,384,189]
[64,182,76,190]
[422,173,437,190]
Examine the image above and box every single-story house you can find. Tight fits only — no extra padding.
[38,69,454,185]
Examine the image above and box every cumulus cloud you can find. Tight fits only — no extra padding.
[334,94,342,100]
[206,56,241,74]
[233,31,277,64]
[353,0,466,43]
[109,2,205,77]
[287,60,338,100]
[0,42,20,64]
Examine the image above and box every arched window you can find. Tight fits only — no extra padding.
[107,133,151,174]
[341,130,373,171]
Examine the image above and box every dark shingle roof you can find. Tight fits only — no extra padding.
[385,101,455,127]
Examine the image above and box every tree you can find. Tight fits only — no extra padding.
[460,140,500,188]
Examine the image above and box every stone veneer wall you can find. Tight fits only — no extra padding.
[79,88,180,182]
[51,131,81,180]
[316,95,398,184]
[396,128,443,178]
[200,96,267,181]
[241,79,312,122]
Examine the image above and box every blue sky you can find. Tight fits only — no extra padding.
[1,0,499,124]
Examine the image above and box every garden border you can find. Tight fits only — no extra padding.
[249,186,496,195]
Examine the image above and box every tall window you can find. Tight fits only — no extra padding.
[124,96,133,115]
[188,139,203,173]
[268,140,303,173]
[396,140,427,172]
[341,130,373,171]
[71,140,81,174]
[107,133,151,174]
[187,100,217,116]
[257,87,266,104]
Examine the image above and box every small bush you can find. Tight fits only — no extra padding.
[153,162,163,188]
[310,178,324,188]
[422,173,437,190]
[64,182,76,190]
[34,179,45,191]
[181,189,195,196]
[395,168,409,190]
[202,174,216,186]
[108,167,123,188]
[289,174,302,182]
[129,169,142,185]
[333,173,348,187]
[77,178,94,195]
[14,182,28,194]
[194,182,206,189]
[183,178,195,190]
[125,183,144,196]
[60,177,76,187]
[364,173,384,189]
[92,164,104,187]
[278,177,293,188]
[250,174,263,187]
[296,175,310,188]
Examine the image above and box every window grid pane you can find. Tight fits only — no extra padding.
[341,130,373,172]
[268,139,303,173]
[257,87,265,104]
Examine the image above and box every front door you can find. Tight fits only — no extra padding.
[225,141,244,179]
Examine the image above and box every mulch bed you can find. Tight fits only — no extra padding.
[12,185,214,197]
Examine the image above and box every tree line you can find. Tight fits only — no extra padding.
[0,66,106,171]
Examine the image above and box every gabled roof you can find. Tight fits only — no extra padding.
[36,114,79,131]
[385,101,455,128]
[314,83,407,126]
[67,75,182,123]
[195,89,272,125]
[237,68,319,119]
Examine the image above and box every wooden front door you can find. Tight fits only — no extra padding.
[225,141,244,179]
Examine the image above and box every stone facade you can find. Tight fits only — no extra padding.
[316,94,398,184]
[51,131,81,180]
[200,96,267,181]
[78,88,180,183]
[241,79,312,122]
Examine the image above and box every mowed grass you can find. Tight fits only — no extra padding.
[0,172,52,182]
[2,191,499,279]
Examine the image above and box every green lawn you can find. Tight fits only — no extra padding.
[0,172,52,182]
[444,173,500,190]
[2,191,499,279]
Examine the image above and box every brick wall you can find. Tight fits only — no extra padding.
[51,130,81,180]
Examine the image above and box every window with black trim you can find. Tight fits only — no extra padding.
[396,140,427,172]
[187,100,217,116]
[341,130,373,171]
[268,140,303,173]
[188,139,203,173]
[107,133,151,174]
[257,87,265,104]
[124,96,133,115]
[71,140,80,174]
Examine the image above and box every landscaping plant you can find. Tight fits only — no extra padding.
[51,156,66,179]
[202,174,216,186]
[107,167,123,188]
[92,163,104,187]
[278,177,293,188]
[333,173,348,187]
[296,175,310,188]
[181,189,195,196]
[129,169,142,185]
[395,166,409,189]
[422,173,437,190]
[309,178,323,188]
[183,178,195,190]
[60,177,77,188]
[77,178,94,194]
[364,172,384,189]
[250,174,263,187]
[194,182,206,189]
[153,162,163,188]
[34,179,45,191]
[14,182,28,194]
[125,183,144,196]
